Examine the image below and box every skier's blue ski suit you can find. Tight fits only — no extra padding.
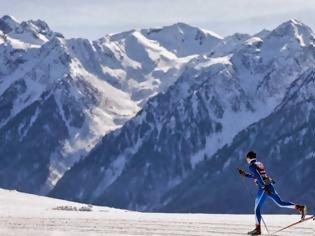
[245,159,295,225]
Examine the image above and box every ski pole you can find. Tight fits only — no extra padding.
[240,175,270,234]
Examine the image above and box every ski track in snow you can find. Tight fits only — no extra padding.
[0,189,314,235]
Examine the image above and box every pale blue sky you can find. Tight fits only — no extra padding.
[1,0,315,39]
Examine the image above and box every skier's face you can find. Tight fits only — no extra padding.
[246,157,251,164]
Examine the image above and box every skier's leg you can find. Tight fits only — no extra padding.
[248,189,265,234]
[267,186,295,209]
[267,185,306,219]
[254,189,266,225]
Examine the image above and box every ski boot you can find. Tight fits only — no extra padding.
[247,224,261,235]
[296,205,307,220]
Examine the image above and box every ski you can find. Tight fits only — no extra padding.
[271,215,314,235]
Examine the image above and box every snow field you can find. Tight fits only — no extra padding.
[0,189,313,235]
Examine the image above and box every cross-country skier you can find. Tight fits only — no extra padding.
[238,151,306,235]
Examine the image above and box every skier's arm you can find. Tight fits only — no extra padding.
[244,172,254,178]
[248,165,265,187]
[238,168,254,178]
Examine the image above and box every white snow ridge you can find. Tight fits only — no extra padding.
[0,189,313,235]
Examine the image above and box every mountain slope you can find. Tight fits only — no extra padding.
[142,22,223,57]
[50,55,257,209]
[161,68,315,213]
[0,36,139,194]
[0,16,229,195]
[0,15,62,47]
[51,19,315,212]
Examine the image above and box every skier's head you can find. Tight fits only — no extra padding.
[246,150,256,164]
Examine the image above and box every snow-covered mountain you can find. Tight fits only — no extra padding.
[0,15,62,47]
[1,15,315,214]
[142,22,223,57]
[0,34,139,194]
[161,68,315,213]
[1,16,225,194]
[51,19,315,212]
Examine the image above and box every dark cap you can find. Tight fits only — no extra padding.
[246,151,256,159]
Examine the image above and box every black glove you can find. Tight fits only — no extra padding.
[238,168,246,176]
[263,185,272,195]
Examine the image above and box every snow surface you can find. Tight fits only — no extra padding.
[0,188,314,235]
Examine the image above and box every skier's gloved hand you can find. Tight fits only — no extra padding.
[238,168,246,176]
[263,185,272,195]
